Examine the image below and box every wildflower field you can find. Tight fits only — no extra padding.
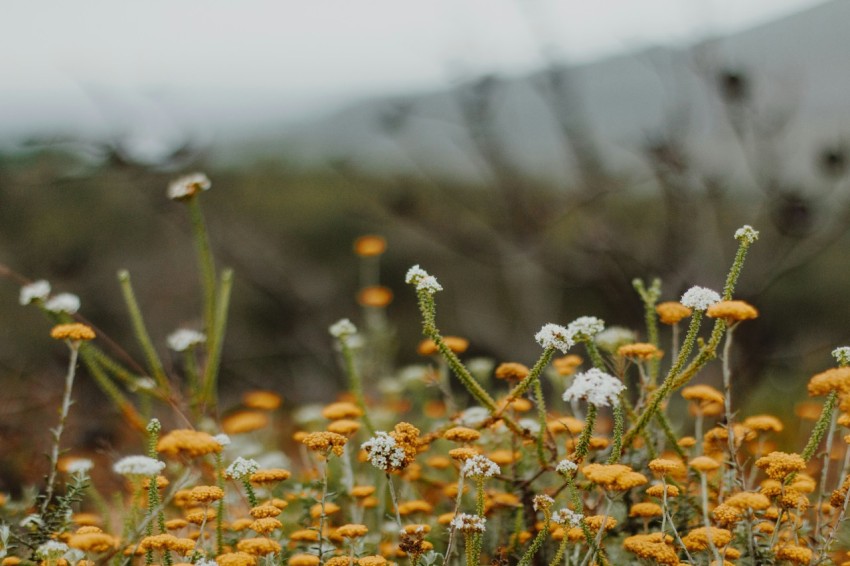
[5,174,850,566]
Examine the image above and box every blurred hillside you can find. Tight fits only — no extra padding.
[2,0,850,486]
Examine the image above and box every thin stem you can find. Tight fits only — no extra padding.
[442,473,465,566]
[386,473,403,528]
[317,459,329,565]
[201,269,233,411]
[187,196,217,334]
[340,338,375,434]
[721,324,745,490]
[118,270,170,395]
[802,391,839,462]
[40,343,80,517]
[699,472,723,565]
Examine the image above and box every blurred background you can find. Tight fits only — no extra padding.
[2,0,850,487]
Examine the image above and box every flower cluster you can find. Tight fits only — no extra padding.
[534,323,573,353]
[562,368,625,407]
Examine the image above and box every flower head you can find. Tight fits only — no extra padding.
[45,293,81,314]
[680,286,721,311]
[552,508,583,527]
[20,280,50,305]
[65,458,94,475]
[461,455,501,479]
[833,346,850,367]
[225,457,260,480]
[416,275,442,294]
[734,225,759,245]
[214,433,232,447]
[329,318,357,339]
[36,541,69,560]
[566,316,605,340]
[555,459,578,475]
[113,455,166,477]
[534,323,573,353]
[404,265,429,285]
[167,173,211,201]
[563,368,625,407]
[50,323,96,342]
[450,513,486,533]
[533,494,554,512]
[167,329,206,352]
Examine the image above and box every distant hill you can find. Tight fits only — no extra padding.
[273,0,850,185]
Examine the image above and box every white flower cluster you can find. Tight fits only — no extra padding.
[461,455,501,479]
[519,418,541,435]
[167,328,206,352]
[214,433,231,447]
[552,508,584,527]
[533,494,554,511]
[680,286,721,311]
[534,323,573,353]
[567,316,605,340]
[329,318,357,338]
[19,280,81,313]
[563,368,625,407]
[113,455,165,477]
[450,513,486,533]
[65,458,94,475]
[405,265,442,294]
[833,347,850,366]
[36,541,69,560]
[167,172,211,200]
[555,459,578,475]
[225,457,260,480]
[19,280,51,305]
[361,432,407,472]
[457,406,490,427]
[734,225,759,245]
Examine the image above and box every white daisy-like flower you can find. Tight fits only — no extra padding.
[461,455,501,479]
[567,316,605,340]
[594,326,637,353]
[44,293,81,314]
[361,432,407,472]
[450,513,486,533]
[456,406,490,427]
[329,318,357,338]
[167,172,211,200]
[65,458,94,475]
[405,264,429,285]
[19,280,51,305]
[563,368,625,407]
[225,457,260,480]
[680,286,721,311]
[734,225,759,245]
[213,433,231,447]
[416,275,443,294]
[167,328,205,352]
[113,455,166,477]
[555,459,578,475]
[36,540,69,559]
[552,508,583,527]
[534,323,573,354]
[833,347,850,366]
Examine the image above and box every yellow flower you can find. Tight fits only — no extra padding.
[617,343,663,360]
[248,518,281,534]
[357,286,394,308]
[357,556,388,566]
[553,355,583,376]
[494,362,530,381]
[327,419,361,436]
[655,302,692,325]
[184,508,216,525]
[157,429,222,458]
[221,411,269,434]
[241,390,282,411]
[724,491,770,511]
[67,532,116,553]
[646,483,680,498]
[249,468,291,485]
[443,427,481,443]
[648,458,685,477]
[250,504,282,518]
[190,485,224,503]
[629,502,663,518]
[582,464,647,491]
[353,235,387,257]
[755,452,806,480]
[706,300,759,322]
[808,367,850,396]
[215,553,257,566]
[689,456,721,473]
[350,485,377,498]
[236,538,282,556]
[742,415,784,433]
[681,527,732,552]
[287,554,320,566]
[321,402,363,420]
[417,336,469,356]
[336,523,369,539]
[398,500,433,515]
[50,323,96,342]
[301,432,348,457]
[623,533,679,565]
[774,544,813,565]
[681,384,724,405]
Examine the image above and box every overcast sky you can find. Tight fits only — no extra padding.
[0,0,826,152]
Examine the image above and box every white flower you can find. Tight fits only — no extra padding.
[534,323,573,353]
[833,347,850,366]
[456,406,490,427]
[65,458,94,475]
[416,275,443,294]
[113,455,165,477]
[44,293,80,314]
[552,508,583,527]
[19,514,45,528]
[734,225,759,245]
[594,326,636,353]
[130,377,157,392]
[461,455,501,479]
[533,494,554,511]
[405,264,429,285]
[680,286,721,311]
[213,433,231,447]
[450,513,486,533]
[519,418,541,435]
[563,368,625,407]
[555,459,578,475]
[361,432,407,472]
[329,318,357,338]
[36,541,69,559]
[167,329,206,352]
[567,316,605,340]
[20,280,51,305]
[167,173,211,200]
[225,457,260,480]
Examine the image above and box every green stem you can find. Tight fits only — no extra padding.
[340,338,375,435]
[188,196,217,334]
[201,269,233,411]
[240,478,258,508]
[802,391,839,462]
[606,402,625,464]
[573,404,597,463]
[215,453,225,555]
[583,340,606,370]
[118,270,170,395]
